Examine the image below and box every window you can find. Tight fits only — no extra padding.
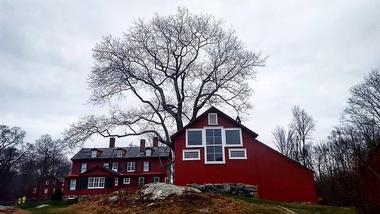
[88,177,105,189]
[45,180,49,185]
[127,162,135,172]
[205,128,224,163]
[153,177,160,183]
[112,162,119,172]
[117,150,123,157]
[80,163,87,173]
[208,113,218,125]
[70,179,76,190]
[146,149,152,156]
[138,177,145,187]
[103,163,109,168]
[123,177,130,184]
[143,161,150,172]
[225,128,242,146]
[186,129,203,147]
[53,188,56,193]
[183,149,200,160]
[229,148,247,159]
[44,188,48,194]
[33,188,37,194]
[91,150,97,158]
[114,177,119,186]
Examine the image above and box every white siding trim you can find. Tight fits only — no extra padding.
[182,149,201,160]
[228,148,247,159]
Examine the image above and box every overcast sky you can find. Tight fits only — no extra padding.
[1,0,380,149]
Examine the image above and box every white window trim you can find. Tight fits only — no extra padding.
[143,161,150,172]
[146,149,152,156]
[103,163,109,168]
[127,162,136,172]
[112,162,118,172]
[185,128,204,148]
[114,177,119,186]
[208,113,218,125]
[70,179,76,190]
[182,149,201,161]
[228,148,247,159]
[116,150,123,157]
[88,177,105,189]
[153,177,160,183]
[138,177,145,186]
[91,150,97,158]
[224,128,243,147]
[80,163,87,173]
[123,177,130,184]
[204,127,225,164]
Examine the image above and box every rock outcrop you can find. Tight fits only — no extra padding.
[141,183,201,200]
[188,183,258,197]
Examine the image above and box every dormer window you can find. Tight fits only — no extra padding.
[146,148,152,156]
[208,113,218,125]
[116,150,123,157]
[91,150,97,158]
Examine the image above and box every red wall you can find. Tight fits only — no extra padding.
[173,112,317,203]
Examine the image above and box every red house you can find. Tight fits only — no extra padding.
[27,176,64,199]
[63,138,170,200]
[172,106,317,203]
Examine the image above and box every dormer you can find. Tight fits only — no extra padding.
[116,148,126,157]
[145,147,153,157]
[91,149,101,158]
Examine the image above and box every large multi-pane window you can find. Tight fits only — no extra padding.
[205,129,223,163]
[88,177,105,189]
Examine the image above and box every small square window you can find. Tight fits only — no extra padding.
[208,113,218,125]
[123,177,130,184]
[153,177,160,183]
[186,129,203,147]
[225,129,242,146]
[127,162,135,172]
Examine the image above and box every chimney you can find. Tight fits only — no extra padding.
[109,137,115,148]
[140,139,146,152]
[153,137,159,147]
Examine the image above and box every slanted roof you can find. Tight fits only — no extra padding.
[71,146,170,160]
[171,106,259,140]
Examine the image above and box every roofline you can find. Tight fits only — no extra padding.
[170,106,259,140]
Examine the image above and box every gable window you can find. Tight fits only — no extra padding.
[103,163,109,168]
[153,177,160,183]
[91,150,97,158]
[143,161,150,172]
[183,149,200,160]
[70,179,76,190]
[225,128,243,146]
[138,177,145,188]
[127,162,135,172]
[123,177,130,184]
[112,162,119,172]
[186,129,203,147]
[114,177,119,186]
[145,149,152,156]
[117,150,123,157]
[229,148,247,159]
[208,113,218,125]
[88,177,105,189]
[80,163,87,173]
[205,128,224,163]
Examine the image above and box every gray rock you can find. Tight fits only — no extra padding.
[142,183,200,200]
[107,195,119,203]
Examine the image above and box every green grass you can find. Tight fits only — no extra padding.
[223,194,356,214]
[23,200,77,214]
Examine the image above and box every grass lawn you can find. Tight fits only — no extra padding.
[224,194,356,214]
[22,200,77,214]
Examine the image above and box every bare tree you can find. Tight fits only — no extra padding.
[64,8,265,149]
[272,126,295,157]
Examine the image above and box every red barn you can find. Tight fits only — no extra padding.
[63,138,170,200]
[172,106,317,203]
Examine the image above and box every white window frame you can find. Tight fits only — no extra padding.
[127,162,135,172]
[145,149,152,156]
[103,163,109,168]
[53,188,56,193]
[204,127,225,164]
[70,179,76,190]
[117,150,123,157]
[143,161,150,172]
[112,162,119,172]
[228,148,247,159]
[114,177,119,186]
[208,113,218,125]
[182,149,201,160]
[88,177,105,189]
[138,177,145,187]
[44,188,48,194]
[153,177,160,183]
[123,177,130,184]
[186,128,204,148]
[91,150,97,158]
[224,128,243,147]
[80,163,87,173]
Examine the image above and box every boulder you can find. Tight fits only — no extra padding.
[142,183,200,200]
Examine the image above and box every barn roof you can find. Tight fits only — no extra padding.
[71,146,170,160]
[171,106,259,140]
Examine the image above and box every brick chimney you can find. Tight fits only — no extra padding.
[140,139,146,152]
[153,137,159,147]
[109,137,115,148]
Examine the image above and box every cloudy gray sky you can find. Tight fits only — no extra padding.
[1,0,380,149]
